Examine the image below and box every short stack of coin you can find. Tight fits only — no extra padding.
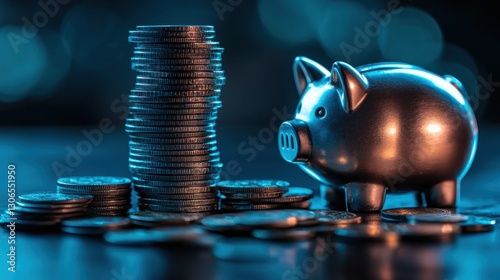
[217,180,314,211]
[57,176,132,216]
[0,192,91,229]
[126,25,224,213]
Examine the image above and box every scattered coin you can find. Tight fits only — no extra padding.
[313,210,362,225]
[409,213,468,223]
[390,223,460,243]
[279,210,318,226]
[236,210,298,229]
[381,207,451,222]
[458,216,496,233]
[334,224,400,244]
[201,213,250,232]
[252,228,316,241]
[61,217,131,235]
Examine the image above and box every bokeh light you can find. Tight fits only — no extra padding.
[61,3,124,70]
[34,30,72,99]
[258,0,324,44]
[0,2,19,25]
[0,25,47,102]
[378,7,443,65]
[317,1,377,64]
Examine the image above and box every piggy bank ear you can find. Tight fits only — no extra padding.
[331,61,369,112]
[293,56,330,96]
[443,74,469,97]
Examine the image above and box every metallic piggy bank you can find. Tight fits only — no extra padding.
[278,57,478,211]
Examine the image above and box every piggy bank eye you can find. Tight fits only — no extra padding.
[315,107,326,118]
[296,102,302,114]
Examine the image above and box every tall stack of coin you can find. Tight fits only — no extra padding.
[126,25,223,213]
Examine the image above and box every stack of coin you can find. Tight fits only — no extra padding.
[0,192,91,229]
[217,180,313,211]
[57,176,132,216]
[126,25,224,213]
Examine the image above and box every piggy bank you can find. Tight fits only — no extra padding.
[278,57,478,211]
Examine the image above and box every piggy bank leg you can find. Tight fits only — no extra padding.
[345,183,386,212]
[320,185,347,210]
[423,180,459,208]
[415,192,425,206]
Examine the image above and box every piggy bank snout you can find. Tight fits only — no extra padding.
[278,120,312,163]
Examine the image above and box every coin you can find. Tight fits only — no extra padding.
[280,209,318,226]
[129,211,202,225]
[129,30,216,38]
[221,192,284,200]
[0,215,60,228]
[391,223,460,242]
[458,216,496,233]
[129,159,219,169]
[134,177,218,186]
[139,203,218,213]
[201,213,248,232]
[129,135,217,144]
[57,176,131,189]
[130,101,222,110]
[236,210,299,228]
[129,153,220,163]
[313,210,362,225]
[104,228,164,245]
[129,164,222,175]
[131,89,221,97]
[220,203,280,211]
[135,25,214,31]
[129,36,215,43]
[15,201,89,209]
[133,181,215,190]
[252,228,316,241]
[136,77,225,85]
[125,124,215,133]
[129,106,217,116]
[133,52,222,60]
[132,63,223,71]
[334,224,400,243]
[135,70,224,78]
[18,192,93,205]
[88,199,131,207]
[408,213,469,223]
[251,187,313,203]
[139,197,219,207]
[150,226,207,243]
[381,207,451,222]
[13,205,87,214]
[139,192,217,200]
[62,216,131,228]
[128,141,217,151]
[61,216,131,234]
[56,186,131,196]
[217,180,290,193]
